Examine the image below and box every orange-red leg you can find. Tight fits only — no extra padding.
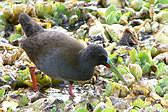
[29,66,38,91]
[68,81,75,97]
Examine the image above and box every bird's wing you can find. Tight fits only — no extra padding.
[36,30,85,68]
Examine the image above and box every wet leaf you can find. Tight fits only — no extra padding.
[105,24,124,42]
[117,65,129,75]
[142,62,151,74]
[131,98,149,108]
[36,73,52,87]
[2,5,13,21]
[35,2,53,18]
[8,33,22,43]
[137,51,154,66]
[69,15,78,25]
[155,83,165,97]
[119,12,131,25]
[154,10,168,24]
[93,102,106,112]
[106,12,118,25]
[157,0,168,4]
[104,81,112,96]
[105,82,129,97]
[17,67,30,81]
[19,95,30,106]
[105,5,121,25]
[155,62,167,78]
[129,64,142,81]
[76,108,88,112]
[151,46,159,57]
[129,48,137,63]
[102,107,116,112]
[105,5,117,17]
[117,56,123,64]
[132,84,150,96]
[105,97,112,107]
[0,88,5,97]
[130,0,143,11]
[155,77,168,96]
[1,0,168,111]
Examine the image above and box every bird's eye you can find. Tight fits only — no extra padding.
[99,54,103,57]
[99,54,106,59]
[98,54,107,64]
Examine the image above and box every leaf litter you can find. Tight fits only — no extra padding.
[0,0,168,111]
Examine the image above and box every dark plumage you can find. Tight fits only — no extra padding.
[19,13,112,96]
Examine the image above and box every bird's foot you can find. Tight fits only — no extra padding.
[68,81,75,97]
[29,66,38,92]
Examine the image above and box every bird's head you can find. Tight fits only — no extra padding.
[82,44,110,68]
[81,44,127,85]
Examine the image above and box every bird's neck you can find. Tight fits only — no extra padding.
[79,49,95,74]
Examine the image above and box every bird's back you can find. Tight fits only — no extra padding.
[19,13,89,80]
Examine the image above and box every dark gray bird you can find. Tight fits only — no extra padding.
[19,13,126,96]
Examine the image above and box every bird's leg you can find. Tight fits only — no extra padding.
[90,68,100,85]
[68,81,75,97]
[29,66,38,91]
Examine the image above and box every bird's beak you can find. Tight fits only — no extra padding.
[105,57,111,68]
[105,57,112,68]
[105,57,127,86]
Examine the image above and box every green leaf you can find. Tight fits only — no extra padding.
[18,67,30,77]
[7,107,13,112]
[130,109,139,112]
[36,73,52,87]
[129,48,137,63]
[35,2,53,18]
[156,62,166,78]
[19,95,30,106]
[131,98,148,108]
[129,64,142,81]
[155,84,164,96]
[17,67,30,82]
[105,5,117,17]
[104,81,112,96]
[155,77,168,96]
[142,2,150,9]
[76,108,88,112]
[109,53,118,60]
[151,47,159,57]
[154,104,163,109]
[105,5,121,25]
[8,33,22,43]
[0,12,6,26]
[51,105,57,112]
[130,0,143,11]
[164,94,168,100]
[117,56,123,64]
[137,51,154,66]
[102,107,116,112]
[117,65,129,75]
[106,12,118,25]
[157,0,168,4]
[0,88,5,97]
[142,62,151,74]
[93,102,106,112]
[105,97,112,107]
[160,109,168,112]
[106,11,122,25]
[54,2,67,14]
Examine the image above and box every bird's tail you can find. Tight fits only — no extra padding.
[19,13,44,37]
